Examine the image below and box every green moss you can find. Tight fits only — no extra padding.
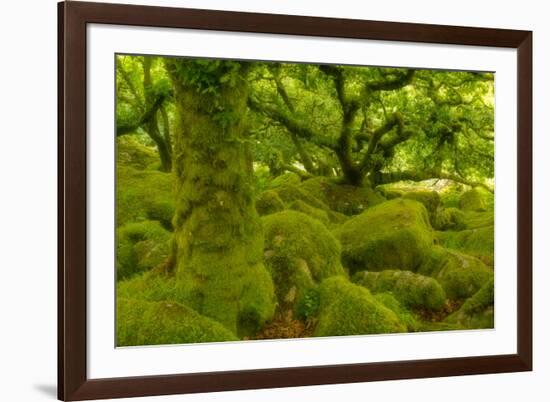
[432,249,493,300]
[353,270,446,311]
[335,199,434,274]
[262,210,346,314]
[117,220,171,281]
[267,172,302,189]
[438,225,494,266]
[374,292,420,332]
[445,277,494,329]
[274,184,330,210]
[402,190,441,214]
[288,200,331,226]
[116,136,159,170]
[117,165,175,229]
[256,190,285,216]
[432,207,467,231]
[462,211,494,229]
[116,297,237,346]
[314,277,406,337]
[300,176,385,216]
[459,188,488,212]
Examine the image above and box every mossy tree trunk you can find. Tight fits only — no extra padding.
[165,59,275,336]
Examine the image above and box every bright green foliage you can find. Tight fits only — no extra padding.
[335,199,433,273]
[256,190,285,216]
[117,220,171,281]
[446,277,494,329]
[165,58,276,336]
[262,211,346,313]
[374,292,420,332]
[353,270,446,311]
[116,298,237,346]
[116,165,175,229]
[434,250,492,300]
[432,207,466,231]
[295,287,321,321]
[315,277,406,336]
[459,188,488,211]
[299,176,385,215]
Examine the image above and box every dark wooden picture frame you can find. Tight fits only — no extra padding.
[58,1,532,400]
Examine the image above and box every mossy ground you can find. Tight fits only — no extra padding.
[117,147,495,345]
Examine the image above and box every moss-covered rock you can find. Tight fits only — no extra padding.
[256,190,285,216]
[262,211,346,313]
[117,220,171,281]
[459,188,488,212]
[432,207,467,231]
[314,277,406,336]
[116,136,159,170]
[116,166,175,229]
[427,249,493,300]
[462,211,494,229]
[445,277,494,329]
[116,297,237,346]
[288,200,330,226]
[437,225,494,266]
[274,184,330,211]
[335,199,433,273]
[402,190,441,214]
[353,270,446,311]
[374,292,419,332]
[300,176,385,216]
[267,172,302,189]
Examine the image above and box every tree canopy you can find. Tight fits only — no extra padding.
[116,55,494,190]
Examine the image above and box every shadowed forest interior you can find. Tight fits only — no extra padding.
[115,54,495,346]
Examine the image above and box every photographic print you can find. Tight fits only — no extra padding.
[115,54,495,347]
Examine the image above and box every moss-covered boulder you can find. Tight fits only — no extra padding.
[445,277,494,329]
[116,166,175,229]
[288,200,330,226]
[116,136,159,170]
[353,270,446,311]
[374,292,419,332]
[420,248,493,300]
[300,176,385,215]
[402,190,441,214]
[262,211,346,313]
[256,190,285,216]
[117,220,171,281]
[437,225,494,267]
[116,298,237,346]
[267,172,302,189]
[432,207,467,231]
[459,188,488,212]
[335,199,433,273]
[314,277,406,336]
[274,184,329,211]
[463,210,494,229]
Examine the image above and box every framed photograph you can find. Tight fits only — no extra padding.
[58,1,532,400]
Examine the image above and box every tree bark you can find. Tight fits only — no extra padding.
[166,59,275,335]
